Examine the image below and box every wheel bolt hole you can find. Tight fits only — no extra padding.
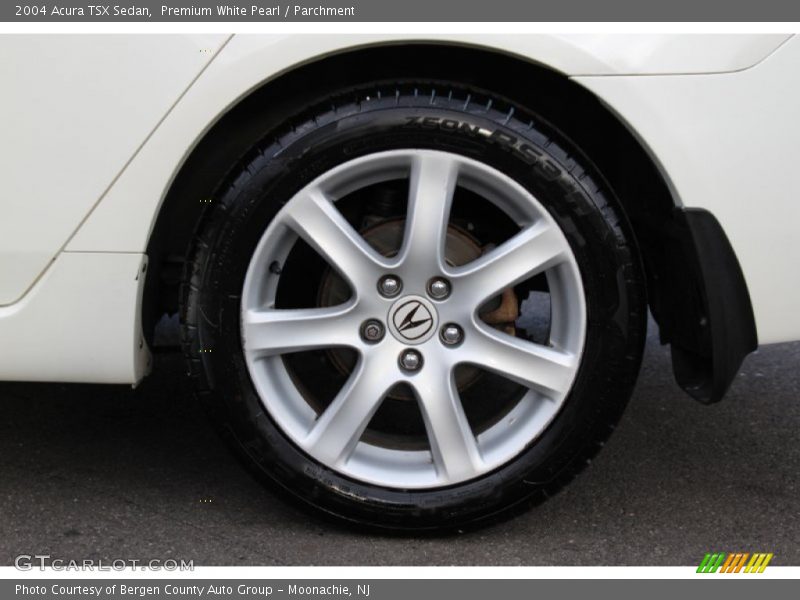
[360,319,385,343]
[427,277,451,300]
[398,349,423,373]
[440,323,464,347]
[378,275,402,298]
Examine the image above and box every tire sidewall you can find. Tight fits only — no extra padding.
[188,93,645,530]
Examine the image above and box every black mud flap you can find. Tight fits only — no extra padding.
[648,208,758,404]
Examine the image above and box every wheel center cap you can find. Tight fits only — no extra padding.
[387,295,438,344]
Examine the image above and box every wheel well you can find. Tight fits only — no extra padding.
[148,42,672,312]
[147,42,753,401]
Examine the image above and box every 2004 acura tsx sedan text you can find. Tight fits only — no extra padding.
[1,34,798,530]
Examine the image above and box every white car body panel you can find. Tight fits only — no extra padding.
[64,33,791,256]
[0,34,229,305]
[0,252,148,383]
[0,33,797,383]
[576,35,800,344]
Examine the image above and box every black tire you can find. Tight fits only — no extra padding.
[181,81,647,531]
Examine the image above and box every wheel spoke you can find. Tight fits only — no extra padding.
[412,367,483,482]
[303,355,393,466]
[283,188,387,291]
[453,221,567,302]
[398,153,460,269]
[460,327,578,398]
[242,305,359,356]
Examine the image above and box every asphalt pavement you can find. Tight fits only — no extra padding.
[1,321,798,566]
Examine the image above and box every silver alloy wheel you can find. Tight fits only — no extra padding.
[241,150,586,489]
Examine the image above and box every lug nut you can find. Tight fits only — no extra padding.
[399,349,423,372]
[378,275,402,298]
[440,324,464,346]
[360,319,385,343]
[427,277,451,300]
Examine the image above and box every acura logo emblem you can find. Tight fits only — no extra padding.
[392,299,435,341]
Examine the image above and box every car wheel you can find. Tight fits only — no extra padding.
[181,82,646,531]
